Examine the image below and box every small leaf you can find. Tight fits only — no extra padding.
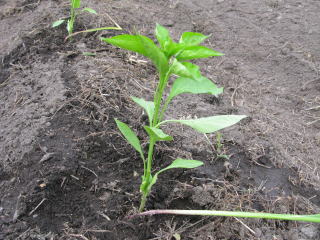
[144,126,173,141]
[82,7,97,14]
[171,60,203,81]
[72,0,81,8]
[155,23,171,50]
[180,32,209,46]
[167,76,223,103]
[147,159,203,193]
[158,158,204,174]
[82,52,96,56]
[67,19,73,35]
[115,119,144,156]
[177,46,224,61]
[160,115,246,134]
[52,19,65,28]
[131,97,155,125]
[171,60,193,79]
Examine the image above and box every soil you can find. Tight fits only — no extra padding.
[0,0,320,239]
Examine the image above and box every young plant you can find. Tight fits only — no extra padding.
[215,132,229,160]
[52,0,97,36]
[102,24,246,212]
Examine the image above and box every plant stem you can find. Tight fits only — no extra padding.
[146,138,155,176]
[139,193,148,212]
[152,76,165,125]
[139,137,156,212]
[152,66,173,125]
[158,97,171,123]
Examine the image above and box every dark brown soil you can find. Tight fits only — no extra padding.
[1,0,320,239]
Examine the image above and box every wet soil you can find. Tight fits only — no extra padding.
[1,0,320,239]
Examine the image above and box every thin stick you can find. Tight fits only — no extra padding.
[68,234,90,240]
[81,166,98,178]
[29,198,46,216]
[234,217,256,235]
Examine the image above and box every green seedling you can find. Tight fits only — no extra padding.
[215,132,229,160]
[52,0,97,36]
[102,24,246,212]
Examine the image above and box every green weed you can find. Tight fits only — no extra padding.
[52,0,97,36]
[132,209,320,223]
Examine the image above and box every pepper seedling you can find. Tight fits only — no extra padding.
[52,0,97,36]
[102,24,246,211]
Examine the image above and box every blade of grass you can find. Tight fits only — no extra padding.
[129,209,320,223]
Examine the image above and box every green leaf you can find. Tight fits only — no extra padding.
[155,23,171,50]
[72,0,81,8]
[52,19,65,28]
[82,7,97,14]
[167,76,223,103]
[115,119,144,156]
[144,126,173,141]
[102,35,146,55]
[102,35,168,76]
[180,32,209,46]
[137,35,169,78]
[131,97,155,125]
[171,60,203,81]
[158,158,203,174]
[165,41,185,57]
[148,158,203,193]
[159,115,246,134]
[177,46,224,61]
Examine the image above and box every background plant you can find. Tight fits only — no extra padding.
[102,24,246,211]
[52,0,97,36]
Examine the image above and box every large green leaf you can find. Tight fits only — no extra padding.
[167,76,223,103]
[115,119,144,156]
[131,97,155,125]
[159,115,246,134]
[137,35,169,78]
[72,0,81,8]
[180,32,209,46]
[102,35,147,56]
[177,46,224,61]
[144,126,173,141]
[102,35,169,78]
